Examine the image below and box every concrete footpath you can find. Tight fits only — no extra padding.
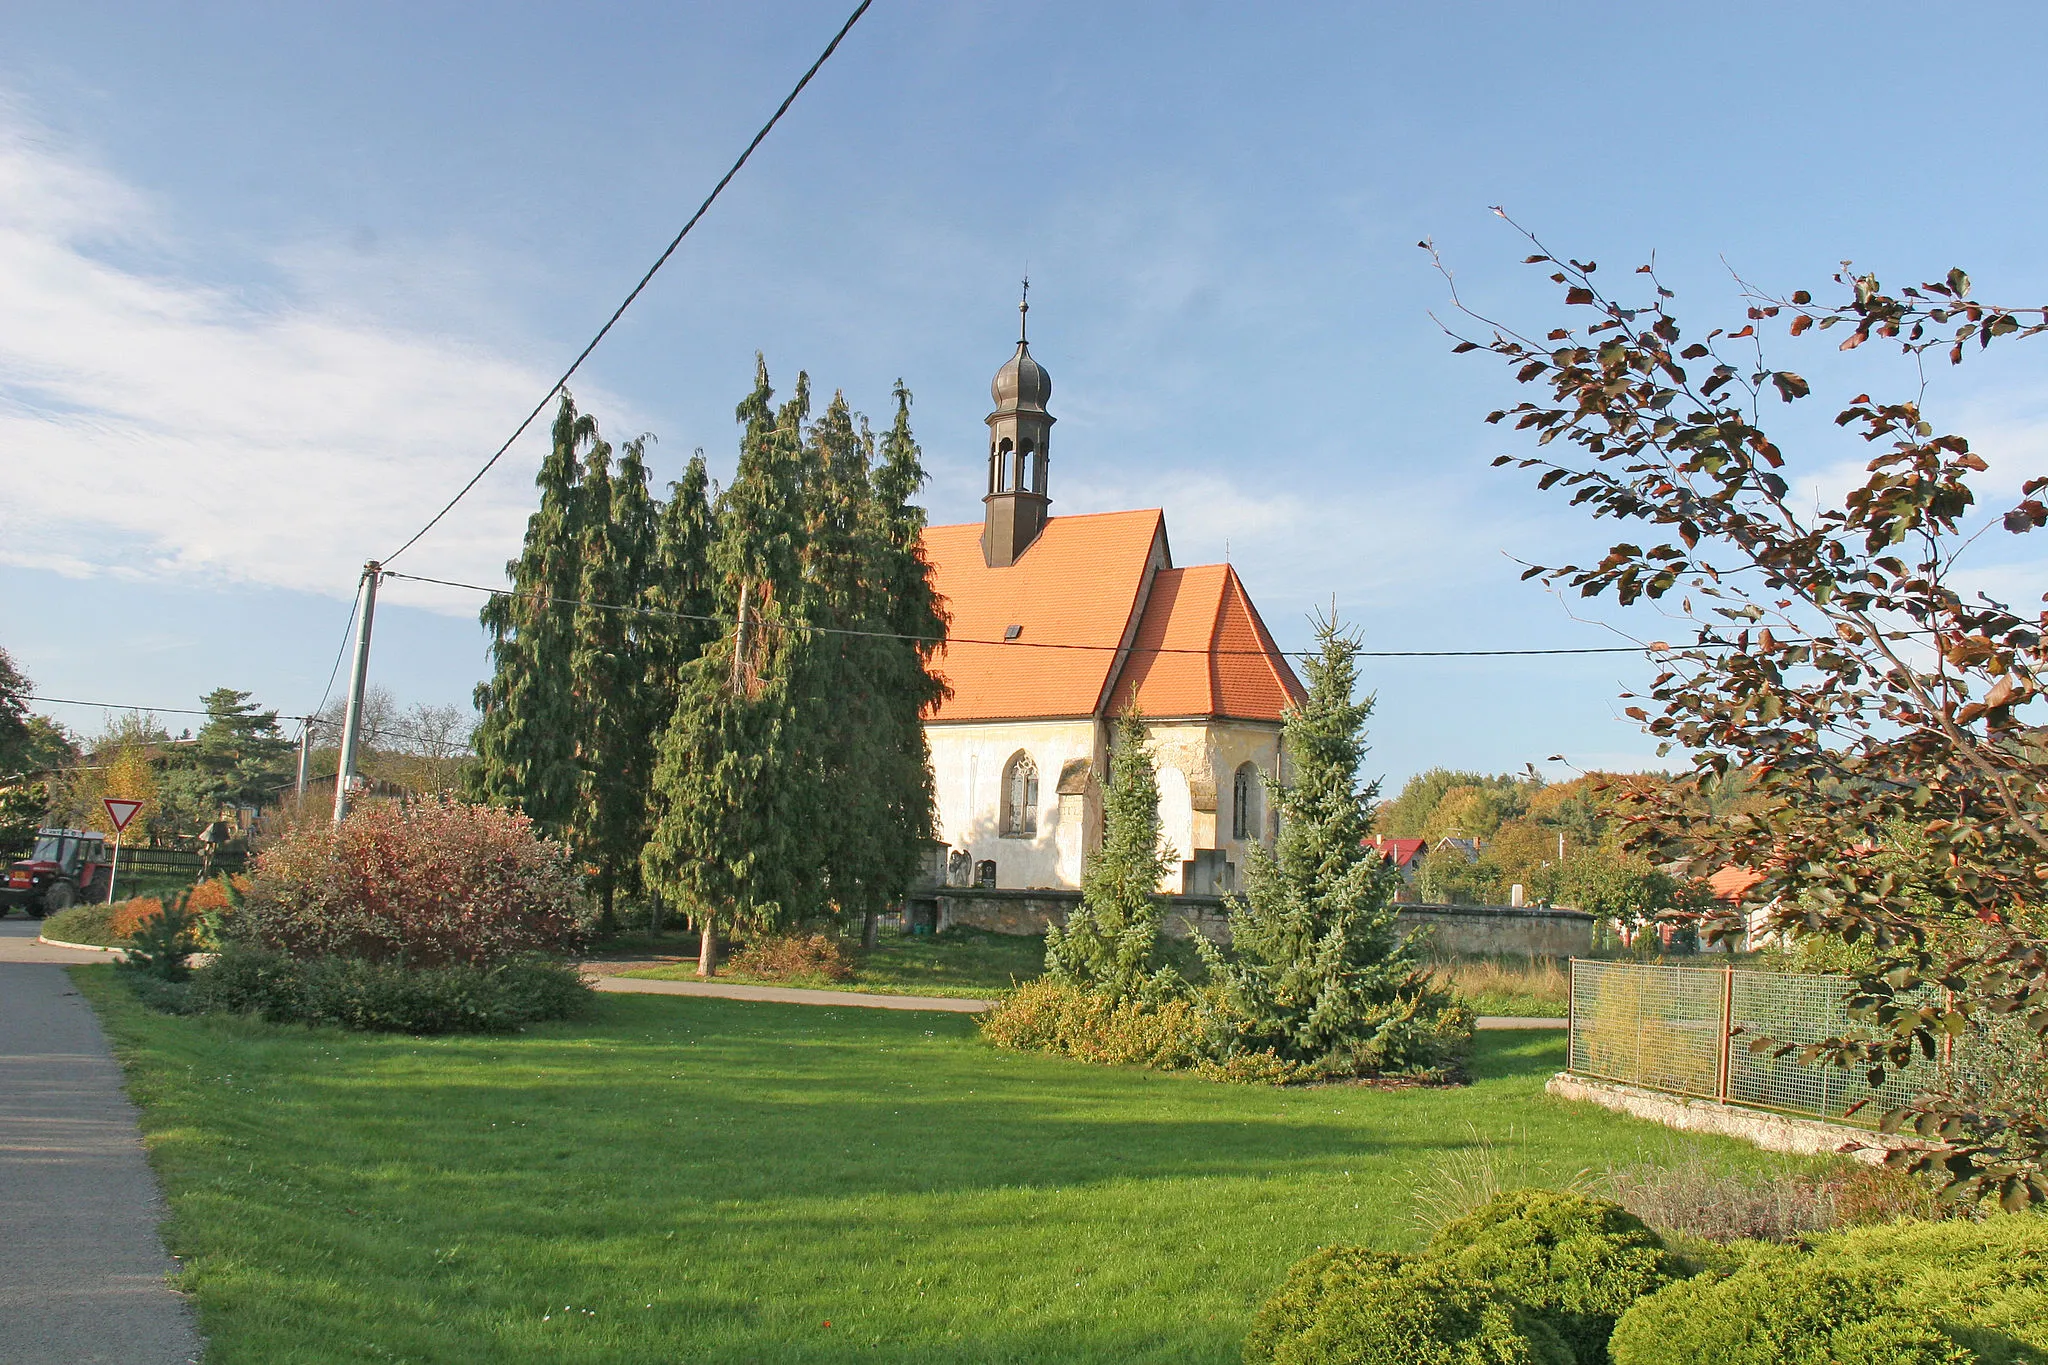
[0,918,203,1364]
[588,972,1568,1029]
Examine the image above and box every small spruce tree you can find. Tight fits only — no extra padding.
[1198,614,1472,1078]
[1045,711,1180,1003]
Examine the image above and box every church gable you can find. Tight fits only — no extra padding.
[1110,563,1304,722]
[921,508,1165,723]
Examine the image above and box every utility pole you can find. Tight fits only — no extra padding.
[332,561,381,826]
[296,720,311,798]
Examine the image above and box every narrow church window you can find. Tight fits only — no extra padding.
[1232,762,1260,841]
[1002,751,1039,837]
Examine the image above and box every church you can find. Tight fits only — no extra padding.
[917,299,1305,896]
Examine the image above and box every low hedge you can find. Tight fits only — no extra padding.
[1428,1189,1678,1363]
[1609,1216,2048,1365]
[41,902,122,947]
[183,945,591,1034]
[1244,1245,1570,1365]
[980,977,1304,1083]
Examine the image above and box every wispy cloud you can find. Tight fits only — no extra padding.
[0,103,612,610]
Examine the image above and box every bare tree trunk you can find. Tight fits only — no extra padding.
[862,909,879,951]
[697,919,718,978]
[600,880,616,934]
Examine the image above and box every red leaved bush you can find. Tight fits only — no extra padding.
[242,798,585,967]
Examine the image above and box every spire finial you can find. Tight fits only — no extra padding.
[1019,275,1030,344]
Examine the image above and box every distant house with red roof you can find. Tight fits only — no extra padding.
[917,301,1304,894]
[1365,837,1428,875]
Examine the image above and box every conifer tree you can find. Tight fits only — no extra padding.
[191,688,292,807]
[645,451,719,698]
[643,361,819,974]
[569,435,660,927]
[1198,615,1472,1078]
[1045,711,1179,1003]
[857,382,949,947]
[472,395,589,835]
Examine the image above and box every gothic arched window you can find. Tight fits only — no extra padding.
[1002,751,1039,838]
[1232,762,1260,841]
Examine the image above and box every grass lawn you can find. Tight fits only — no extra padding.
[82,966,1818,1363]
[617,928,1570,1016]
[616,928,1212,1000]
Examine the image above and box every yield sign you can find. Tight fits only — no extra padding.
[101,798,144,834]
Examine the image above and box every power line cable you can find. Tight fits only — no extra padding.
[382,569,1730,660]
[381,0,875,566]
[302,593,362,739]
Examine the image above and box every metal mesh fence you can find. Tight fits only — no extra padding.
[1568,960,1997,1128]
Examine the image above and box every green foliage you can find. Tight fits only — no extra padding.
[1608,1257,1972,1365]
[641,364,945,967]
[472,394,590,834]
[119,890,202,982]
[1379,769,1534,842]
[1202,616,1473,1079]
[43,902,119,946]
[192,944,590,1034]
[0,644,32,773]
[1421,845,1502,906]
[190,687,293,808]
[0,779,47,859]
[978,975,1219,1071]
[569,434,661,924]
[1245,1245,1572,1365]
[1044,711,1179,1003]
[1428,1189,1678,1363]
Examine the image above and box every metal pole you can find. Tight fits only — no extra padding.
[106,835,120,905]
[296,722,311,798]
[332,562,381,826]
[1717,962,1735,1102]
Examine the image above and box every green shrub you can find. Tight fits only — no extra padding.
[1245,1245,1571,1365]
[119,891,201,982]
[193,945,590,1034]
[1427,1189,1679,1364]
[41,902,118,947]
[1806,1216,2048,1363]
[1608,1255,1973,1365]
[981,977,1285,1076]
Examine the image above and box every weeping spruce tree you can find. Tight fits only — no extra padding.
[1045,710,1181,1004]
[471,396,591,834]
[1199,615,1473,1078]
[569,435,661,928]
[642,362,821,975]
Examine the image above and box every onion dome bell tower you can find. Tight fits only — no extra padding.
[982,283,1055,567]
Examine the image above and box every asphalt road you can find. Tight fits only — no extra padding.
[0,916,203,1364]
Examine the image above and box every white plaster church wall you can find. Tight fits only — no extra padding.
[927,719,1100,890]
[1141,719,1287,889]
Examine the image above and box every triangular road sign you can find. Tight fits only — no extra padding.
[101,798,144,834]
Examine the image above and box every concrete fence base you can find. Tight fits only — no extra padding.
[1546,1072,1934,1166]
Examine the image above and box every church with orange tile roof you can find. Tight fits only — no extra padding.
[917,299,1305,896]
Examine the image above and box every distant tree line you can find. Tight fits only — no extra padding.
[1378,765,1751,926]
[469,363,946,967]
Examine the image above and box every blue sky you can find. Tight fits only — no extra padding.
[4,1,2046,790]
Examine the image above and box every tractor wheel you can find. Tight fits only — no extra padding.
[43,881,76,915]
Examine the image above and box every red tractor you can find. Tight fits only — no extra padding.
[2,827,113,918]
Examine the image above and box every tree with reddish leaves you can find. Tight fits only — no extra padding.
[1435,220,2048,1207]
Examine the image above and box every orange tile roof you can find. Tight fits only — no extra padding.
[1708,865,1766,903]
[920,509,1167,722]
[1110,564,1304,721]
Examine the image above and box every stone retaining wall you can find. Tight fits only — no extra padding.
[1545,1073,1934,1165]
[932,888,1594,956]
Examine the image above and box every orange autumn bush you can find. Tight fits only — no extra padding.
[109,896,169,940]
